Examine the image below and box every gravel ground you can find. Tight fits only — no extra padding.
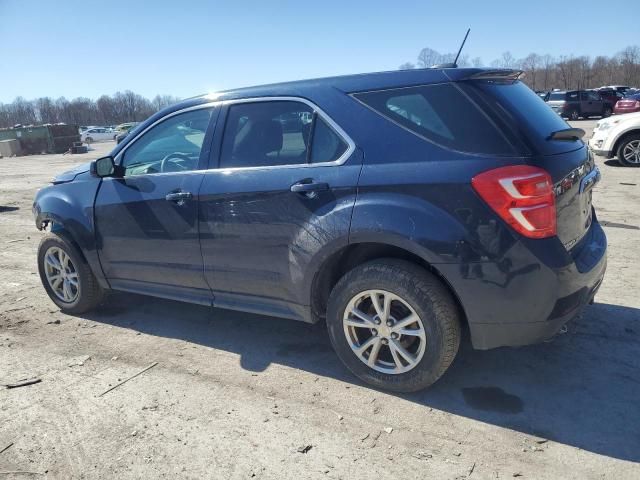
[1,128,639,479]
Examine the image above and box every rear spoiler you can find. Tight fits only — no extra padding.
[468,69,524,81]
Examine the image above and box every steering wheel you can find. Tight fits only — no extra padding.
[160,152,192,173]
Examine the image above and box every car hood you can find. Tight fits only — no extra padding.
[52,161,92,184]
[605,111,640,124]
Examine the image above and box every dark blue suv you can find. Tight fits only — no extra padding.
[33,68,607,392]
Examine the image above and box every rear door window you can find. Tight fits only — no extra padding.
[353,83,518,156]
[219,100,349,168]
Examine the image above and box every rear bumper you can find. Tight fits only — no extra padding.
[589,147,612,158]
[614,108,640,115]
[437,220,607,350]
[468,262,605,349]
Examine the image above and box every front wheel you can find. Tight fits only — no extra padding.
[38,233,105,314]
[603,107,612,117]
[617,134,640,167]
[569,109,580,121]
[84,136,93,144]
[326,259,461,392]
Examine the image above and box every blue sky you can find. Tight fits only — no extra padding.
[1,0,637,102]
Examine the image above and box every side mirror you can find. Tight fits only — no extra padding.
[90,156,120,178]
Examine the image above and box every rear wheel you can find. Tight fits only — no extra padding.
[617,134,640,167]
[569,109,580,121]
[326,259,461,392]
[603,106,613,117]
[38,233,105,314]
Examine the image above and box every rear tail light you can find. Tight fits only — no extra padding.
[472,165,556,239]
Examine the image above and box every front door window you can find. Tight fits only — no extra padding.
[121,108,214,176]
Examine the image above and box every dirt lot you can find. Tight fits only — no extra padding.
[1,126,639,480]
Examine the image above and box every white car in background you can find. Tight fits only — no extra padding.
[589,112,640,166]
[81,127,115,144]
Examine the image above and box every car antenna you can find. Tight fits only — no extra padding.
[453,28,471,67]
[431,28,470,68]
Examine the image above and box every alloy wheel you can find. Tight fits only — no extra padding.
[622,140,640,164]
[343,289,426,374]
[44,246,79,303]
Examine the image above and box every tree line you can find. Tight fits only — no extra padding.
[4,45,639,129]
[0,92,181,129]
[400,45,640,91]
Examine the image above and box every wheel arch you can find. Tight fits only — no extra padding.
[310,241,469,329]
[612,128,640,158]
[34,188,109,289]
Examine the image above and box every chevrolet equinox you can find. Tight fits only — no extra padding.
[33,68,607,392]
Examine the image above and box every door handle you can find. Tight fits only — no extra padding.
[290,180,329,194]
[165,191,193,205]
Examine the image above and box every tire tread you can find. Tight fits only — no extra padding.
[327,258,461,392]
[38,232,104,314]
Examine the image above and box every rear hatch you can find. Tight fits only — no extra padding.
[546,91,568,115]
[461,78,597,251]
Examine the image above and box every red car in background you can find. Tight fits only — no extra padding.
[614,93,640,115]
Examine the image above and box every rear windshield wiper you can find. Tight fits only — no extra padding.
[548,128,585,141]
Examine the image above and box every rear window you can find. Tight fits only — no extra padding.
[466,81,581,155]
[354,83,519,156]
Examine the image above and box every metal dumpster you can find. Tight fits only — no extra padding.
[0,125,80,154]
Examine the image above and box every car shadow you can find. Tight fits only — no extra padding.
[604,159,624,167]
[0,206,20,213]
[81,293,640,462]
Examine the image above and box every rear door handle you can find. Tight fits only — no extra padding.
[290,180,329,194]
[165,191,193,205]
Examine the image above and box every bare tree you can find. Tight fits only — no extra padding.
[541,54,555,90]
[152,95,181,111]
[0,91,181,129]
[34,97,58,124]
[521,53,541,90]
[500,51,517,68]
[619,46,640,85]
[416,47,442,68]
[400,43,640,91]
[398,62,416,70]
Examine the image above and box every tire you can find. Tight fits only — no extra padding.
[326,259,461,392]
[603,106,612,117]
[569,109,580,121]
[37,232,105,314]
[616,134,640,167]
[85,137,93,144]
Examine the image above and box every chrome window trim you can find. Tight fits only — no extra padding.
[113,101,221,167]
[114,96,356,174]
